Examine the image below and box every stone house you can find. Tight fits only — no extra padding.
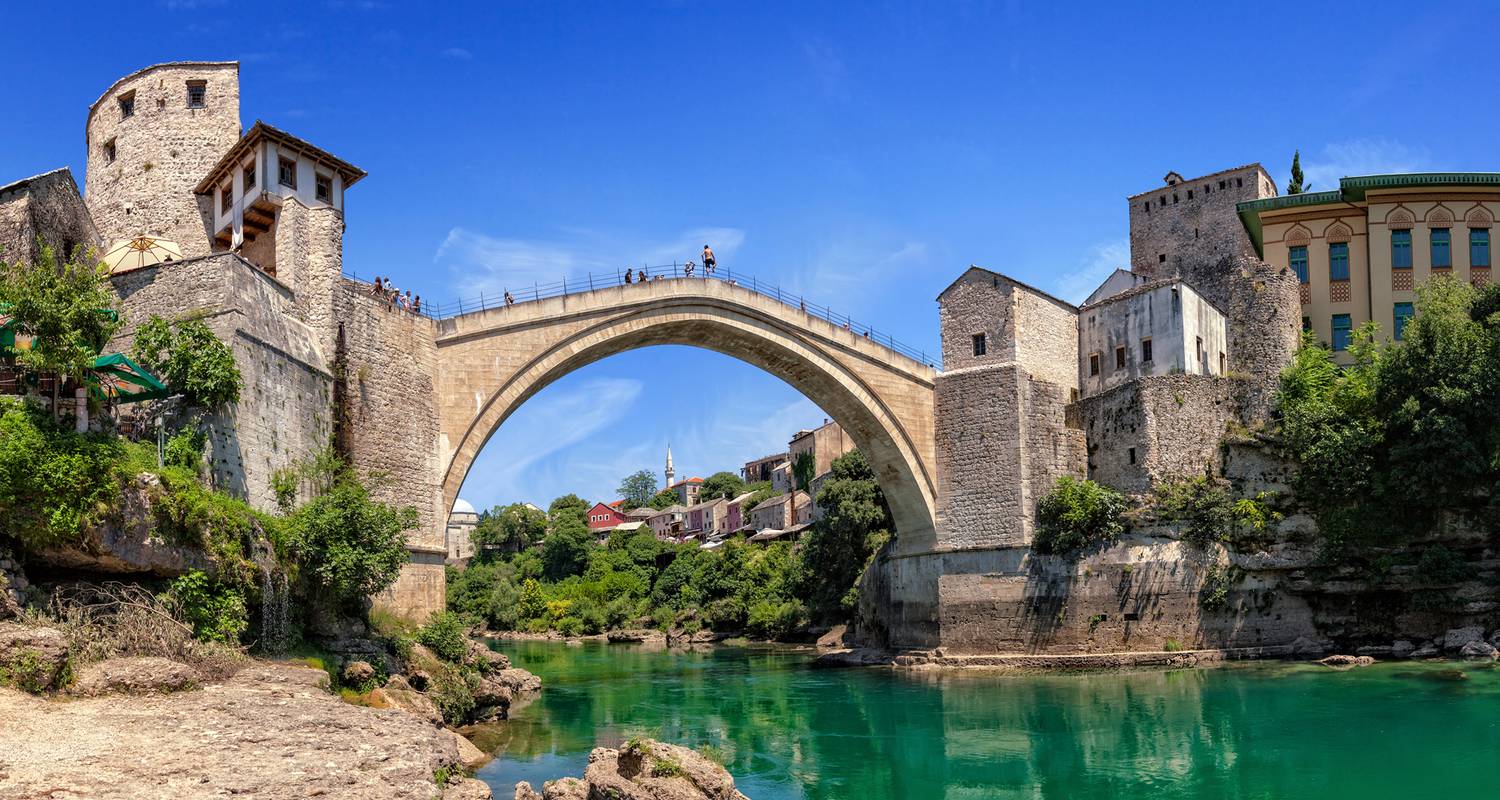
[686,497,730,538]
[1077,278,1228,397]
[788,418,854,488]
[667,477,703,507]
[647,505,689,540]
[741,452,791,492]
[748,490,810,533]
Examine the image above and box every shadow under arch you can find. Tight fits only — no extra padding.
[434,282,938,549]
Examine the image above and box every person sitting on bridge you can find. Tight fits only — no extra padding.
[684,261,694,278]
[702,244,716,275]
[639,266,648,281]
[504,290,515,306]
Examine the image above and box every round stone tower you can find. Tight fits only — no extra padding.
[84,62,241,258]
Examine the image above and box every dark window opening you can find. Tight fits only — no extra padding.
[1173,193,1179,204]
[186,80,206,108]
[102,138,116,163]
[315,173,332,203]
[1089,353,1100,376]
[221,183,231,213]
[1236,177,1243,187]
[278,157,297,189]
[1187,189,1194,199]
[1158,253,1166,264]
[971,333,986,357]
[1141,338,1153,362]
[1115,346,1126,370]
[1219,352,1226,374]
[1219,180,1226,189]
[244,162,256,190]
[1124,612,1140,621]
[1128,448,1136,465]
[118,91,135,119]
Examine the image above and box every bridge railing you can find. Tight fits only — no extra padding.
[343,263,940,368]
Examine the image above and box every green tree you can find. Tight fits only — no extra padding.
[1034,476,1126,554]
[1288,150,1308,195]
[548,493,590,520]
[471,502,547,558]
[699,471,745,501]
[617,470,658,510]
[648,488,679,510]
[131,315,243,409]
[0,242,121,398]
[791,451,815,492]
[279,467,417,605]
[542,511,592,581]
[741,481,777,513]
[796,450,892,618]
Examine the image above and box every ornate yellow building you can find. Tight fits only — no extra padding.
[1238,174,1498,356]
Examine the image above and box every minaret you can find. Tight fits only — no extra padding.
[664,444,675,489]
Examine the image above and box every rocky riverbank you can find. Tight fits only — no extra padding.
[0,660,494,799]
[511,738,750,800]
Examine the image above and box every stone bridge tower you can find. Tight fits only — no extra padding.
[84,62,241,257]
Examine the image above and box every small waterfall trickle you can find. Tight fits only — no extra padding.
[261,569,292,653]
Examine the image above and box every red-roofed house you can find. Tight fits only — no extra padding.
[585,501,628,531]
[668,477,704,507]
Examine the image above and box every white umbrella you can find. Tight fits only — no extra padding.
[102,236,184,274]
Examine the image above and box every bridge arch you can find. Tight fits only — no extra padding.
[433,278,938,548]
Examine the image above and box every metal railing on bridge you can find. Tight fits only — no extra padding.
[344,263,941,368]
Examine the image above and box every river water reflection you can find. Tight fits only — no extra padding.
[473,639,1498,798]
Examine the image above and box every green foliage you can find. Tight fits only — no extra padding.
[791,451,815,492]
[617,469,658,509]
[164,570,249,643]
[796,450,891,619]
[277,465,417,605]
[1277,280,1500,551]
[648,488,679,510]
[1197,564,1239,610]
[131,315,243,409]
[0,648,64,693]
[699,471,745,501]
[542,510,593,581]
[415,611,469,663]
[1034,476,1126,555]
[1287,149,1307,194]
[1162,638,1184,652]
[741,481,776,512]
[746,599,805,639]
[0,242,121,383]
[471,502,547,559]
[1414,544,1474,585]
[548,493,590,519]
[427,668,477,724]
[0,397,124,548]
[163,429,206,472]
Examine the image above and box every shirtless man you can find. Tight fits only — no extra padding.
[702,245,716,275]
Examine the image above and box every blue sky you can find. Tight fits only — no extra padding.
[2,1,1493,511]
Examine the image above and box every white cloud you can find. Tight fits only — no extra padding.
[1300,139,1430,193]
[433,226,745,303]
[1050,238,1128,304]
[784,237,930,311]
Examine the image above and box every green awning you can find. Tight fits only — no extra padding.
[89,352,168,403]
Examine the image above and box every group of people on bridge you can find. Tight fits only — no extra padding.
[370,277,422,314]
[622,245,717,285]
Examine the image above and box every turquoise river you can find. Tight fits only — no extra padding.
[471,640,1498,798]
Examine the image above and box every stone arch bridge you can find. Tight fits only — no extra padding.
[431,277,940,550]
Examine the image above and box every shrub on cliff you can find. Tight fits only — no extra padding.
[278,467,417,606]
[0,397,124,549]
[1034,476,1126,554]
[131,315,243,410]
[164,570,249,644]
[415,611,469,663]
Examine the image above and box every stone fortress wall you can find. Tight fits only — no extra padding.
[1129,164,1275,279]
[0,169,99,266]
[84,62,241,259]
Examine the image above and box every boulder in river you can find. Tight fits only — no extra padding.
[1442,626,1485,652]
[1316,654,1375,668]
[1458,640,1499,660]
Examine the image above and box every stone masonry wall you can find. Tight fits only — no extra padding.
[334,283,445,620]
[1012,288,1080,393]
[1022,375,1086,508]
[1068,374,1239,494]
[84,62,241,257]
[939,268,1016,371]
[0,169,100,266]
[110,254,332,509]
[934,364,1027,549]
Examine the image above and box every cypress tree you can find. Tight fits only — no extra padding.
[1288,150,1307,195]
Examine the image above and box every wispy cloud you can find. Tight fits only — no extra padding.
[1050,239,1128,304]
[458,377,644,507]
[1300,139,1430,193]
[783,236,930,311]
[433,226,746,301]
[441,47,473,61]
[801,38,850,100]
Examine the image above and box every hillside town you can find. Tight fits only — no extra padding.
[444,418,854,564]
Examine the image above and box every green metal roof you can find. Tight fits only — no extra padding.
[1236,172,1500,256]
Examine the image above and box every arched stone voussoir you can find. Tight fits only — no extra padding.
[434,284,938,547]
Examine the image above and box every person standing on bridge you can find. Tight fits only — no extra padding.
[624,268,633,284]
[702,245,716,276]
